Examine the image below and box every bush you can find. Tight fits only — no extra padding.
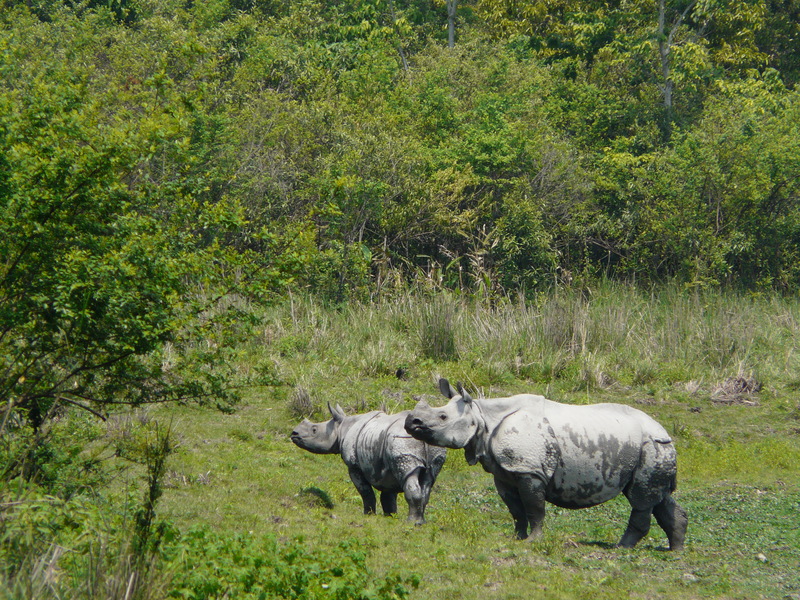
[165,527,418,600]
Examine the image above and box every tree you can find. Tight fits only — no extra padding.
[0,10,289,482]
[474,0,770,140]
[656,0,691,124]
[429,0,460,47]
[653,0,768,138]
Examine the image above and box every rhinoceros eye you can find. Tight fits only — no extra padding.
[439,413,448,421]
[312,426,318,434]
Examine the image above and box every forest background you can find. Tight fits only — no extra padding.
[1,0,799,597]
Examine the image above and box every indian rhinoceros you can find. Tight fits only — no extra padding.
[290,403,446,524]
[404,379,688,550]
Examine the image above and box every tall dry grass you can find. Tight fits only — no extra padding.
[256,283,800,402]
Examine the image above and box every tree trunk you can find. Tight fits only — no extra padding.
[658,0,673,139]
[657,0,697,141]
[447,0,457,48]
[388,0,409,71]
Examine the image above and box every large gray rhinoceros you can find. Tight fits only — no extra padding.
[291,403,446,524]
[404,379,688,550]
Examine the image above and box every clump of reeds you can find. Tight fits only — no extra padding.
[416,295,460,362]
[289,385,315,418]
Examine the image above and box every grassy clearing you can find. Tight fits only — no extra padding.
[149,285,800,599]
[7,285,796,598]
[155,392,799,600]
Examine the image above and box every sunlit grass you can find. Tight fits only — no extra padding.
[682,438,800,482]
[146,285,800,599]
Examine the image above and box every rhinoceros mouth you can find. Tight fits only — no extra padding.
[405,422,434,442]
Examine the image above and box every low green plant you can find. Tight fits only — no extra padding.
[0,412,176,599]
[164,527,418,600]
[0,483,175,600]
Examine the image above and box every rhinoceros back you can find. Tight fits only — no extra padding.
[485,400,673,508]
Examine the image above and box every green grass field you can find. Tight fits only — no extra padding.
[154,382,799,600]
[6,287,800,600]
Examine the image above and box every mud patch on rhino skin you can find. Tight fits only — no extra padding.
[561,426,638,484]
[563,424,624,458]
[547,479,611,508]
[500,446,517,461]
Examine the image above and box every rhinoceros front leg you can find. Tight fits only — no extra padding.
[494,476,529,539]
[402,469,429,525]
[516,474,547,540]
[347,467,377,515]
[380,491,398,516]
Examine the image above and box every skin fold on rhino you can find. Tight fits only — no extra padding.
[291,403,446,524]
[404,378,688,550]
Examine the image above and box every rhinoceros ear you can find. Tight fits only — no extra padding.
[456,382,473,404]
[328,402,346,423]
[439,378,459,399]
[328,402,345,423]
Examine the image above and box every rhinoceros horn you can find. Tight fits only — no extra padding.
[414,398,431,410]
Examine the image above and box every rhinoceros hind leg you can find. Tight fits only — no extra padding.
[653,495,688,551]
[380,491,398,516]
[347,467,377,515]
[618,507,653,548]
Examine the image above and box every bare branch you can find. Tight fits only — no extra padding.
[56,395,108,421]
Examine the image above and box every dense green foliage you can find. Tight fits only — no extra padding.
[3,0,798,301]
[1,0,799,597]
[166,528,417,600]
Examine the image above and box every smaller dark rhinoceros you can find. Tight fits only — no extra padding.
[291,403,446,524]
[404,379,688,550]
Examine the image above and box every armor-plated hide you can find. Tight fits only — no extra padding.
[405,379,687,549]
[291,404,446,524]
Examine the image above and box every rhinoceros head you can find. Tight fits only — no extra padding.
[290,402,345,454]
[404,378,478,449]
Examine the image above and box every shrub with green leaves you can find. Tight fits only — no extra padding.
[0,8,297,486]
[165,527,418,600]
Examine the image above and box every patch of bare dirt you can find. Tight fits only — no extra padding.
[489,556,517,568]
